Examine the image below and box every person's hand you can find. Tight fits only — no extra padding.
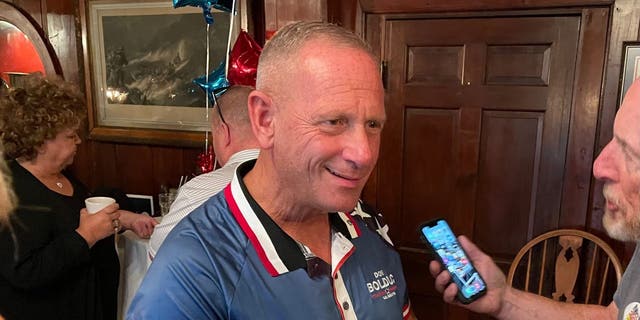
[118,210,157,239]
[429,235,507,317]
[76,203,120,247]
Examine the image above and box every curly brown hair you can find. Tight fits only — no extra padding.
[0,74,86,161]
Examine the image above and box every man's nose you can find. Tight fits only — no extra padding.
[343,127,376,168]
[593,141,617,182]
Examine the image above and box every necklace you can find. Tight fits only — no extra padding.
[55,182,63,189]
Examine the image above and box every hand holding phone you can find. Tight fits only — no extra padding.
[419,219,487,304]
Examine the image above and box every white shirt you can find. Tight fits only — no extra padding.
[147,149,260,260]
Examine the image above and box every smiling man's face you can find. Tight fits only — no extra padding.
[270,39,386,213]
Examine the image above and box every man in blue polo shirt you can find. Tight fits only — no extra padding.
[128,21,414,320]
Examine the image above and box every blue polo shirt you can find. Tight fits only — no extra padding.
[128,161,411,319]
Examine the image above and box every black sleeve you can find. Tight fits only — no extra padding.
[0,207,91,290]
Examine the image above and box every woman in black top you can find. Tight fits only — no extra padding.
[0,75,156,320]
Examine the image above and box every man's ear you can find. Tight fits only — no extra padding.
[221,121,231,147]
[247,90,275,149]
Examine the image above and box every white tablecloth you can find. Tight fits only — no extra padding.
[116,230,151,319]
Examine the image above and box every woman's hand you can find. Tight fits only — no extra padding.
[118,210,157,239]
[76,203,120,247]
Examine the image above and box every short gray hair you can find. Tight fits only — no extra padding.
[256,21,377,95]
[213,85,253,129]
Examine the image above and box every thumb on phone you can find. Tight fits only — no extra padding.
[458,235,485,261]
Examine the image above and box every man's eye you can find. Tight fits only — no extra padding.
[367,120,382,129]
[327,119,347,126]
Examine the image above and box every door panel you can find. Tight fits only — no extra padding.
[402,108,459,243]
[377,16,581,319]
[475,111,544,257]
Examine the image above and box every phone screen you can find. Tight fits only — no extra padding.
[420,220,486,302]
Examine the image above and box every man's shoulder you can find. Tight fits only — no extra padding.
[152,193,252,274]
[174,168,235,202]
[132,223,253,320]
[168,192,242,244]
[350,201,394,246]
[176,191,228,224]
[132,199,244,319]
[182,168,235,189]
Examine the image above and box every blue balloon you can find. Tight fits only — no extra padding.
[193,62,230,103]
[173,0,234,24]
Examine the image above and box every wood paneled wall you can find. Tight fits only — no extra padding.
[264,0,325,36]
[77,142,202,198]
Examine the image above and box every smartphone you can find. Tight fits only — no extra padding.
[419,219,487,304]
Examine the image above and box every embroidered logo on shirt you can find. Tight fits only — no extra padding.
[366,269,398,300]
[624,302,640,320]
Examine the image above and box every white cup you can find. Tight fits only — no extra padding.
[85,196,116,214]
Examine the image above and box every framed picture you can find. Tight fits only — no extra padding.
[85,0,241,146]
[126,194,155,216]
[4,72,31,88]
[620,42,640,106]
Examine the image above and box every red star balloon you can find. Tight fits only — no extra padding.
[196,145,215,174]
[227,31,262,87]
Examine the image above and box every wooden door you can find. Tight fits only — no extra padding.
[376,16,581,319]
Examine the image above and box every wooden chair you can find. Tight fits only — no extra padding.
[507,229,623,305]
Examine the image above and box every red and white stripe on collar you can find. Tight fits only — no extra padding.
[225,180,289,276]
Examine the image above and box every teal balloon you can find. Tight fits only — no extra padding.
[173,0,234,24]
[193,62,230,103]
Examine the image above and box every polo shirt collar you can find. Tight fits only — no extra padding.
[224,160,362,277]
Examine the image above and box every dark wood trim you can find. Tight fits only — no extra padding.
[327,0,358,30]
[359,7,604,22]
[0,1,63,76]
[88,126,205,148]
[358,0,613,14]
[359,13,384,208]
[250,0,266,46]
[559,7,609,228]
[78,0,94,128]
[76,0,87,90]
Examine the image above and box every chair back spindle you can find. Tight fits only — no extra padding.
[507,229,622,305]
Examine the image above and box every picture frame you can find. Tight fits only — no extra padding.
[126,193,155,216]
[3,72,30,88]
[619,42,640,107]
[84,0,242,146]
